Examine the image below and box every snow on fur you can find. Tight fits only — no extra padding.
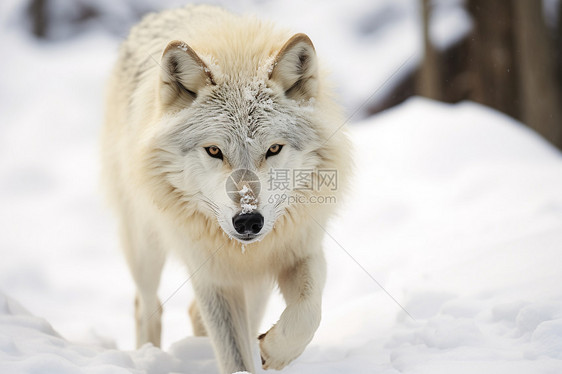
[238,184,257,214]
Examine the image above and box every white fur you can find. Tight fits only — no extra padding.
[101,5,351,373]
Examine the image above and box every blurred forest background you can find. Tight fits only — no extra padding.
[23,0,562,149]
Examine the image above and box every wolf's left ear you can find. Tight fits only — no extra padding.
[159,40,215,109]
[270,33,318,101]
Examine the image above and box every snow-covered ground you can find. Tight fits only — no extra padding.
[2,1,562,373]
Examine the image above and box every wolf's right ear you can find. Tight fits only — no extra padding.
[159,40,215,109]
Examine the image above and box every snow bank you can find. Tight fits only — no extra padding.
[317,98,562,373]
[0,292,179,373]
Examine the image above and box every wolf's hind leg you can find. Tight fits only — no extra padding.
[188,300,207,336]
[120,219,166,348]
[246,281,273,338]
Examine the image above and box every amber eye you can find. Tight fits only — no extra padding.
[205,145,223,160]
[266,144,284,158]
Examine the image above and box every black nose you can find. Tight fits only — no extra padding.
[232,212,264,235]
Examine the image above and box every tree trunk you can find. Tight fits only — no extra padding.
[557,1,562,107]
[27,0,47,38]
[513,0,562,148]
[417,0,440,100]
[467,0,519,120]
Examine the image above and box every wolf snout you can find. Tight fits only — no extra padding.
[232,212,264,235]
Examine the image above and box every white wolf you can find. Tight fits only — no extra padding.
[101,5,351,373]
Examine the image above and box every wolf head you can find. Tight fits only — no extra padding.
[145,33,338,244]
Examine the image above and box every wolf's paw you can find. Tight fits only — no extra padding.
[258,326,309,370]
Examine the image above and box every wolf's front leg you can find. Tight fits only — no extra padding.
[259,251,326,370]
[193,283,254,374]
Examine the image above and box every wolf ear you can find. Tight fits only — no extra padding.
[270,33,318,101]
[159,40,215,109]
